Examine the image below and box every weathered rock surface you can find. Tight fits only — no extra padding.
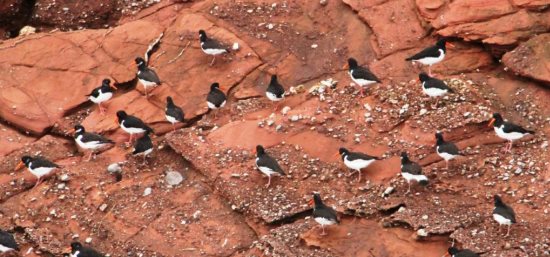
[502,33,550,85]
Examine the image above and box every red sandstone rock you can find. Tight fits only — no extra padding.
[502,33,550,85]
[431,0,517,29]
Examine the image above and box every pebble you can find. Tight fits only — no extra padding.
[107,163,122,173]
[311,44,318,49]
[165,171,184,186]
[276,124,283,131]
[232,42,239,51]
[290,115,300,122]
[143,187,152,196]
[99,204,108,212]
[59,174,70,182]
[382,186,395,197]
[421,215,428,220]
[281,106,291,115]
[417,228,428,237]
[320,0,328,6]
[85,237,92,243]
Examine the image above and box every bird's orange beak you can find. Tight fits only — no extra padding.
[443,252,451,257]
[333,152,340,158]
[308,199,314,206]
[63,246,71,253]
[342,63,348,69]
[115,117,119,125]
[68,128,75,135]
[446,42,455,48]
[488,118,495,127]
[252,148,256,154]
[111,84,118,90]
[416,78,420,83]
[15,161,25,171]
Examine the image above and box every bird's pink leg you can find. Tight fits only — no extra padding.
[265,176,272,188]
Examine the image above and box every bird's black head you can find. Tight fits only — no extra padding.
[199,30,207,41]
[21,156,32,165]
[74,125,85,134]
[210,82,220,91]
[436,39,447,48]
[400,152,410,163]
[270,74,278,83]
[135,57,146,67]
[435,132,444,144]
[448,247,459,255]
[419,72,430,82]
[255,145,265,156]
[102,78,111,85]
[347,58,358,70]
[494,195,503,205]
[116,110,127,120]
[312,192,323,207]
[166,96,174,105]
[489,113,504,127]
[338,147,349,156]
[70,242,83,252]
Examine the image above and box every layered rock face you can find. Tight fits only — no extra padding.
[0,0,549,256]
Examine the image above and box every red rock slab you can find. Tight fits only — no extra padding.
[432,44,493,74]
[437,10,549,45]
[415,0,447,20]
[0,123,36,157]
[344,0,429,57]
[502,33,550,85]
[511,0,550,8]
[431,0,517,29]
[0,20,164,134]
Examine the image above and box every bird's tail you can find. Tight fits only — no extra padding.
[405,57,414,61]
[527,130,535,134]
[418,179,429,186]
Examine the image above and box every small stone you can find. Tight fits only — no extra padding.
[165,171,184,186]
[320,0,328,6]
[143,187,152,196]
[57,183,65,189]
[267,120,275,126]
[281,106,291,115]
[275,124,283,131]
[107,163,122,173]
[417,229,428,237]
[99,204,108,212]
[421,215,428,220]
[311,44,318,49]
[504,242,511,249]
[232,42,239,51]
[419,109,427,115]
[266,23,274,30]
[19,26,36,36]
[382,186,395,197]
[59,174,70,182]
[85,237,92,243]
[290,115,300,122]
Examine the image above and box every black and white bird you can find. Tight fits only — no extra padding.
[116,110,153,143]
[0,229,19,253]
[488,113,534,153]
[15,156,60,188]
[310,193,339,236]
[406,39,453,76]
[254,145,285,188]
[165,96,185,131]
[435,132,460,169]
[198,30,230,66]
[206,82,227,118]
[72,125,114,161]
[493,195,516,237]
[132,130,153,164]
[347,58,381,97]
[87,78,117,114]
[266,75,285,111]
[400,152,428,194]
[337,147,380,182]
[446,247,479,257]
[135,57,161,98]
[67,242,104,257]
[418,73,454,104]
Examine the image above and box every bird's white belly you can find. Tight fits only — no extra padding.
[436,149,456,161]
[314,217,337,226]
[266,92,283,101]
[29,167,55,178]
[121,122,146,134]
[256,163,279,176]
[76,137,106,150]
[401,172,427,182]
[71,251,80,257]
[493,213,512,225]
[137,148,153,157]
[207,100,226,109]
[202,47,227,55]
[0,244,15,253]
[165,115,179,124]
[349,72,377,87]
[495,126,525,141]
[139,78,158,88]
[413,50,445,65]
[89,92,112,104]
[344,158,375,171]
[422,86,447,97]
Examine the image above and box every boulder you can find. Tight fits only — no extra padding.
[431,0,517,29]
[502,33,550,85]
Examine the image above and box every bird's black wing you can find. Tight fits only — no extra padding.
[207,90,227,107]
[256,155,285,175]
[203,38,228,51]
[133,136,153,155]
[458,249,480,257]
[32,157,60,168]
[166,106,185,122]
[502,122,534,134]
[347,151,380,161]
[125,115,152,132]
[80,246,105,257]
[402,162,422,175]
[138,68,161,84]
[438,142,459,155]
[425,78,453,92]
[352,67,380,82]
[81,132,114,144]
[406,45,440,60]
[504,204,517,223]
[269,83,285,98]
[0,230,19,250]
[313,206,339,223]
[86,86,101,97]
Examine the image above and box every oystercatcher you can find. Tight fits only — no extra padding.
[418,73,454,106]
[254,145,285,188]
[266,75,285,111]
[116,110,153,143]
[406,39,453,76]
[435,132,460,169]
[488,113,534,153]
[87,78,117,114]
[400,152,428,194]
[15,156,60,188]
[337,147,381,182]
[132,130,153,164]
[135,57,161,98]
[347,58,381,97]
[199,30,230,66]
[493,195,516,237]
[66,242,104,257]
[71,125,114,161]
[309,193,339,236]
[0,229,19,253]
[446,247,479,257]
[206,82,226,118]
[165,96,185,131]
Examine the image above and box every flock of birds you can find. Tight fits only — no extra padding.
[0,30,537,257]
